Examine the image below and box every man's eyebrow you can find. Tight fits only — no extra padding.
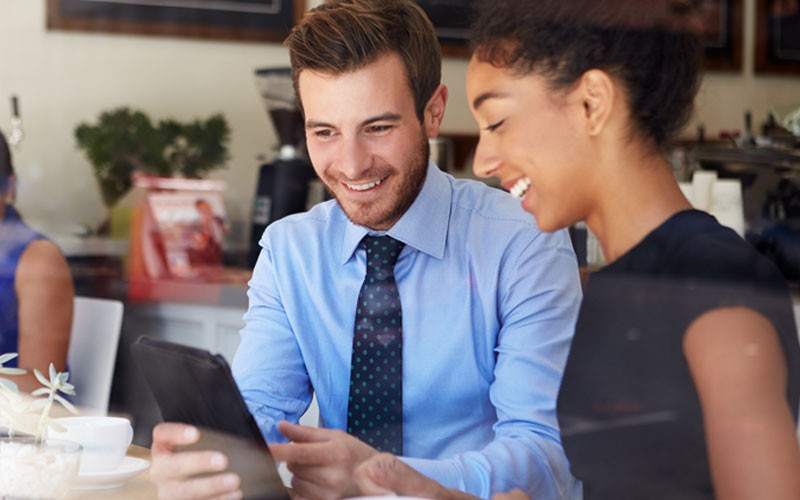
[362,113,402,126]
[472,91,508,111]
[306,119,334,129]
[305,113,403,130]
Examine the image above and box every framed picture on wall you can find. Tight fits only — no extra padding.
[415,0,743,70]
[46,0,305,43]
[755,0,800,74]
[414,0,471,57]
[701,0,743,71]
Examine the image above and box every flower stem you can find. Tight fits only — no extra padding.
[35,394,55,446]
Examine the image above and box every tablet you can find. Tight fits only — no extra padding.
[131,336,289,500]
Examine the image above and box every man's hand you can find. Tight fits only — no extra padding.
[354,454,530,500]
[492,490,530,500]
[150,422,242,500]
[353,452,465,499]
[269,421,377,499]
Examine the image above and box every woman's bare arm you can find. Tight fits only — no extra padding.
[684,306,800,500]
[14,239,74,393]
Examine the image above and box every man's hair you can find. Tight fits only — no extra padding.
[0,131,13,189]
[285,0,441,121]
[470,0,703,147]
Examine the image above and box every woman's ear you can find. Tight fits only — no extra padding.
[579,69,615,137]
[424,84,449,138]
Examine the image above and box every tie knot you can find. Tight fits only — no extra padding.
[362,235,404,278]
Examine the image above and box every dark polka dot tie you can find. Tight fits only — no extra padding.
[347,235,405,454]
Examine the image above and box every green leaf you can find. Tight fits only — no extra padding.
[75,107,230,206]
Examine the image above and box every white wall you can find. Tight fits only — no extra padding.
[0,0,292,240]
[0,0,797,241]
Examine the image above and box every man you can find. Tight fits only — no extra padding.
[150,1,582,498]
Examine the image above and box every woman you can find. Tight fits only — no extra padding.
[0,131,73,392]
[354,0,800,498]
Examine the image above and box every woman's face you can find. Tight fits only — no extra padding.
[466,56,594,232]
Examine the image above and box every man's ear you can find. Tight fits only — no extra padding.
[424,84,448,138]
[579,69,615,137]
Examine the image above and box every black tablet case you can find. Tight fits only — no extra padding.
[131,336,289,500]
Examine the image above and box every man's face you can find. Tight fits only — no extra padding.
[298,53,432,231]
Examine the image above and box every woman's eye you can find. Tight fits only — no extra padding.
[484,120,505,133]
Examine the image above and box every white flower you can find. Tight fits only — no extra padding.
[0,354,80,442]
[0,353,26,377]
[32,364,78,415]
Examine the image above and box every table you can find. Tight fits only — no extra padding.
[71,445,155,499]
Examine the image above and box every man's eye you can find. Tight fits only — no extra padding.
[314,129,334,139]
[367,125,392,134]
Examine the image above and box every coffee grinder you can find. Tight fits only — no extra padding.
[249,67,317,267]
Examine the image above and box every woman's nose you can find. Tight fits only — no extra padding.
[472,136,501,179]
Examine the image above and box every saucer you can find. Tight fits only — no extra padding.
[72,456,150,490]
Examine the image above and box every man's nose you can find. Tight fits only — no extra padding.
[336,136,371,180]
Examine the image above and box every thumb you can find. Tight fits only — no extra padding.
[354,453,446,498]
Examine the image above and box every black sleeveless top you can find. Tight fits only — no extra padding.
[557,210,800,499]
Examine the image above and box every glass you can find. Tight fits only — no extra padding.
[0,437,82,499]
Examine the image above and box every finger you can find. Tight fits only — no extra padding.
[270,441,341,466]
[353,453,449,498]
[156,472,241,500]
[285,462,353,494]
[352,456,395,496]
[491,489,530,500]
[151,450,229,483]
[277,421,337,443]
[290,474,339,500]
[152,423,200,453]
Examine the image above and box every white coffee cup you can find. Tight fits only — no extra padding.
[48,416,133,475]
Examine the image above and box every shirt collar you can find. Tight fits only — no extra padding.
[340,160,451,264]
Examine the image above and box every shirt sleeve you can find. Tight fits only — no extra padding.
[402,228,583,499]
[231,236,313,444]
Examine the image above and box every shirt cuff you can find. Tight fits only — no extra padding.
[397,456,463,492]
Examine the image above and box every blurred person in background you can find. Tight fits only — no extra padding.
[353,0,800,499]
[0,130,73,392]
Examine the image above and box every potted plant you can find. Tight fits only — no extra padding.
[75,107,231,233]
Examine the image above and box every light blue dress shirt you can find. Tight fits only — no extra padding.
[233,162,583,499]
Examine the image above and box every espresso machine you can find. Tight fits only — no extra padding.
[690,111,800,283]
[249,67,317,267]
